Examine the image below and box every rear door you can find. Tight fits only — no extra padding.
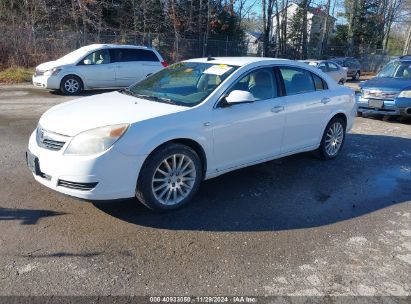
[110,48,163,87]
[278,66,330,153]
[138,49,164,76]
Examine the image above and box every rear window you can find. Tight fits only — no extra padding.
[280,67,315,95]
[312,74,327,90]
[110,48,159,62]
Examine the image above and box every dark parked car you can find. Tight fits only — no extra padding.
[332,57,362,81]
[357,55,411,118]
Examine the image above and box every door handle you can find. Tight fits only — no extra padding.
[321,98,331,104]
[271,105,284,113]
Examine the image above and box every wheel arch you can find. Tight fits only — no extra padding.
[331,112,347,127]
[60,74,85,89]
[142,138,208,180]
[318,111,348,145]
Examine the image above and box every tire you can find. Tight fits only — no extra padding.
[338,79,345,85]
[60,75,83,95]
[136,143,203,211]
[317,117,346,160]
[352,71,360,81]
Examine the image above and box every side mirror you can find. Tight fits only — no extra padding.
[225,90,255,105]
[83,59,92,65]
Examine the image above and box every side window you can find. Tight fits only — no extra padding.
[318,62,328,72]
[111,49,159,62]
[312,73,327,91]
[109,49,125,63]
[138,49,160,61]
[327,62,339,71]
[82,49,110,65]
[228,68,277,101]
[279,67,315,95]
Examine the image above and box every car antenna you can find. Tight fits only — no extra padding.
[207,55,215,61]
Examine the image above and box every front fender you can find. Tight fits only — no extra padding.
[114,119,213,169]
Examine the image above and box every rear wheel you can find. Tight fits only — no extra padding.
[317,117,346,160]
[136,143,203,211]
[338,79,345,85]
[60,75,83,95]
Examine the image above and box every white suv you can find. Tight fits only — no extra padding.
[32,44,167,95]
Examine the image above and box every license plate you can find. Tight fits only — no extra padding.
[368,99,384,109]
[26,150,40,176]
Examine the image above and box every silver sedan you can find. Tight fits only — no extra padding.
[300,60,348,85]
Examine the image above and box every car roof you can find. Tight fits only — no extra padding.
[299,59,326,63]
[185,57,291,66]
[82,44,155,51]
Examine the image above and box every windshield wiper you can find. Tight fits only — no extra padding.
[134,93,155,100]
[155,97,177,105]
[119,88,136,96]
[133,93,177,105]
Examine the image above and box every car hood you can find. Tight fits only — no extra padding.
[39,91,188,136]
[36,58,77,71]
[361,77,411,91]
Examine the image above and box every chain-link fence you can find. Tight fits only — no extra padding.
[0,29,259,68]
[0,28,397,72]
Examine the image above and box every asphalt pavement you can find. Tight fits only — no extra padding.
[0,84,410,296]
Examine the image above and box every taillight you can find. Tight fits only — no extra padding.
[161,61,168,67]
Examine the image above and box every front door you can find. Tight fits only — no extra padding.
[76,49,115,88]
[327,62,343,82]
[211,67,286,172]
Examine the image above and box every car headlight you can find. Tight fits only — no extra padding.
[398,90,411,98]
[64,124,129,156]
[43,67,62,76]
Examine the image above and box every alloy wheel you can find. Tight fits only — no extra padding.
[151,153,196,206]
[325,122,344,157]
[64,78,80,93]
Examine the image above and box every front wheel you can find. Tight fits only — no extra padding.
[60,75,83,95]
[317,117,346,160]
[136,143,203,211]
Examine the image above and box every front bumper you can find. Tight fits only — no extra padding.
[27,131,146,200]
[32,75,61,90]
[356,96,411,116]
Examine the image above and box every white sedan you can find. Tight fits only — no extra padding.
[27,57,356,211]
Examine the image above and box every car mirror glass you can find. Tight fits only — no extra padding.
[83,59,92,65]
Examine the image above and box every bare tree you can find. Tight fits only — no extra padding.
[262,0,274,56]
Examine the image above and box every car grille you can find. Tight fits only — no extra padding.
[36,126,69,151]
[57,179,98,191]
[362,89,399,100]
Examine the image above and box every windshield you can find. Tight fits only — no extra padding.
[378,61,411,78]
[128,62,238,107]
[58,46,92,63]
